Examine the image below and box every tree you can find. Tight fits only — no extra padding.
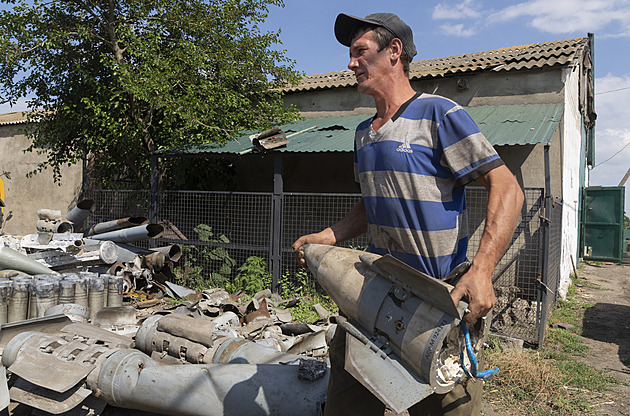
[0,0,301,188]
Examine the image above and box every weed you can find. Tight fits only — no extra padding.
[485,350,565,414]
[173,224,236,290]
[548,272,593,334]
[278,268,338,324]
[485,347,618,415]
[227,256,271,296]
[555,360,619,392]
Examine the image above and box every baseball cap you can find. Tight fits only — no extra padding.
[334,12,417,59]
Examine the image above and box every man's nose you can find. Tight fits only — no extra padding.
[348,56,358,71]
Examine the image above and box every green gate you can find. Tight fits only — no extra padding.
[582,186,625,262]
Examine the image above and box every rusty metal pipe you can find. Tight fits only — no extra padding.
[85,216,148,237]
[112,243,182,263]
[150,244,182,262]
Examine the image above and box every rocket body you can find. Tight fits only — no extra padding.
[303,244,487,412]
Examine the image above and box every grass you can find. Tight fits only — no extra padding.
[484,272,623,415]
[547,272,596,334]
[544,329,589,356]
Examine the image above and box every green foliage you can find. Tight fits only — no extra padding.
[173,261,206,291]
[174,224,235,290]
[279,268,338,324]
[0,0,302,188]
[227,256,271,295]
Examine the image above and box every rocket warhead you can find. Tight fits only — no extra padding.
[303,244,489,414]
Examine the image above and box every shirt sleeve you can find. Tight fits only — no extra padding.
[438,105,504,186]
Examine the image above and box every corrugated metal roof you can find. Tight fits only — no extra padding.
[157,114,368,155]
[467,103,564,146]
[159,103,564,155]
[286,37,589,92]
[0,111,29,126]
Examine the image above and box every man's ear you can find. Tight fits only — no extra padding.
[389,38,403,60]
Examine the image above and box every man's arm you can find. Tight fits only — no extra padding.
[292,199,368,267]
[450,165,524,323]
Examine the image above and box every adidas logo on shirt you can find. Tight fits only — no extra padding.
[396,142,413,153]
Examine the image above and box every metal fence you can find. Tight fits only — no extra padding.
[85,186,562,344]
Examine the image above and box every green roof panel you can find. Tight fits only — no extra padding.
[467,103,564,146]
[158,103,563,155]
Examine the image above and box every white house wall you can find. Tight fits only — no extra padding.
[558,66,583,298]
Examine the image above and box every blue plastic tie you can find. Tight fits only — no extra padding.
[459,321,499,380]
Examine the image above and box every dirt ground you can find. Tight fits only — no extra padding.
[561,258,630,416]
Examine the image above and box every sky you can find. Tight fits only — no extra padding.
[256,0,630,212]
[1,0,629,211]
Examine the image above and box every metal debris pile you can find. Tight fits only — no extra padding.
[0,199,331,416]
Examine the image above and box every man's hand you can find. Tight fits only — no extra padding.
[292,229,336,268]
[449,264,496,323]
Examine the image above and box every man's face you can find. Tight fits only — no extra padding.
[348,29,392,95]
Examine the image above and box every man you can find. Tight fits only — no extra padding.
[292,12,524,416]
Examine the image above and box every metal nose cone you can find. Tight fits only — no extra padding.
[302,244,338,275]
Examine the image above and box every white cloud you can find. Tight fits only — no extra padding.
[439,23,477,37]
[432,0,482,20]
[489,0,630,36]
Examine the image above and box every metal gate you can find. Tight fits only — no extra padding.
[582,186,625,263]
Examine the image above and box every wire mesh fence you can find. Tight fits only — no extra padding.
[86,186,560,344]
[467,187,548,342]
[282,193,369,283]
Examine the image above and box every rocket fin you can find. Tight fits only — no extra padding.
[344,333,433,414]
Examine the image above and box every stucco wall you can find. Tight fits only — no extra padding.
[557,66,585,297]
[0,123,83,236]
[283,68,566,118]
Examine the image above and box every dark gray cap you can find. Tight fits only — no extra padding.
[334,12,417,59]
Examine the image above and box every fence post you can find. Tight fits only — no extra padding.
[270,154,284,292]
[149,155,159,249]
[538,145,552,347]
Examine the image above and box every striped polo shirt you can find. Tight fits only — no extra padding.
[354,93,504,279]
